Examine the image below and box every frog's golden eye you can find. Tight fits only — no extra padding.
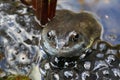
[47,30,56,41]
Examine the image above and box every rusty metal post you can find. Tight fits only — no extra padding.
[32,0,37,10]
[48,0,57,20]
[40,0,49,25]
[20,0,57,25]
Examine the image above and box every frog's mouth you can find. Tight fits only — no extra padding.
[42,41,87,57]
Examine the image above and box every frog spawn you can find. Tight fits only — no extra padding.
[0,1,43,79]
[4,43,32,75]
[40,41,120,80]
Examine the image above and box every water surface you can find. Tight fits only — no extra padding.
[0,0,120,80]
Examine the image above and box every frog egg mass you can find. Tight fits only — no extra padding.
[41,10,102,57]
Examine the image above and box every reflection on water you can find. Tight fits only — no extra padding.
[0,0,120,80]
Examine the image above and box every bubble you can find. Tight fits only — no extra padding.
[81,71,90,80]
[44,63,50,70]
[64,71,73,78]
[62,69,79,80]
[15,51,31,64]
[96,53,104,59]
[96,68,118,80]
[84,61,91,70]
[53,74,59,80]
[106,49,117,55]
[97,41,109,52]
[93,60,108,71]
[105,55,115,66]
[102,69,109,75]
[16,15,26,26]
[112,68,120,77]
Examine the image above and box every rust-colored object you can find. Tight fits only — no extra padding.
[48,0,57,20]
[32,0,37,10]
[38,0,49,25]
[20,0,57,25]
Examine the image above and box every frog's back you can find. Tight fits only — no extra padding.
[47,10,102,42]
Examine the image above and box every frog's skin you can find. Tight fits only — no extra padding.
[41,10,102,57]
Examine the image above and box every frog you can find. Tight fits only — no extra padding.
[41,10,102,57]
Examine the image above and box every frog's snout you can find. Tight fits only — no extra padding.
[55,39,68,50]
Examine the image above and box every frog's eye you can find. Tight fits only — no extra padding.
[68,31,80,42]
[70,34,80,42]
[47,30,56,41]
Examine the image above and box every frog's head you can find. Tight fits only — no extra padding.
[41,10,102,57]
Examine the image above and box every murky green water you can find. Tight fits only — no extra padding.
[0,0,120,80]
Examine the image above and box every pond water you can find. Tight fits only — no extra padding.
[0,0,120,80]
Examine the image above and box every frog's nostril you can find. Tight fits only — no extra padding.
[64,42,69,47]
[56,43,64,49]
[55,41,66,49]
